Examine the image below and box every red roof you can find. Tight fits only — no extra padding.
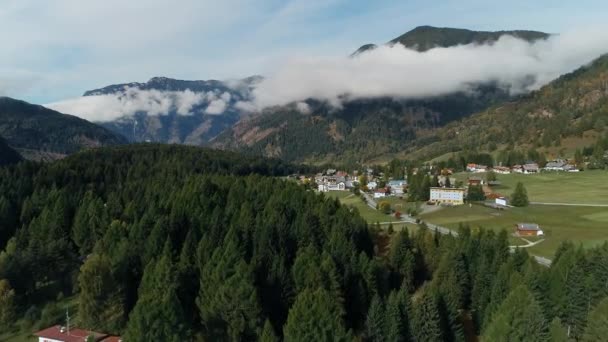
[35,325,120,342]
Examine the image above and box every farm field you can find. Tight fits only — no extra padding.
[455,170,608,204]
[420,204,608,258]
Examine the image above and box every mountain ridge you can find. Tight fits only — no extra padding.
[353,25,550,56]
[83,76,260,144]
[0,97,127,159]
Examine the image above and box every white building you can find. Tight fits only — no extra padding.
[429,187,465,205]
[318,182,346,192]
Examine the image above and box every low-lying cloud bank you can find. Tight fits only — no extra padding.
[46,88,233,122]
[46,26,608,121]
[248,27,608,109]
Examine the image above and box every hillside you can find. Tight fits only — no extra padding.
[214,26,554,164]
[353,25,549,55]
[85,76,259,144]
[0,97,126,158]
[411,54,608,160]
[0,136,21,166]
[212,86,512,164]
[1,144,607,341]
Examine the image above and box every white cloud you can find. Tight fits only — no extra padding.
[296,102,311,114]
[205,99,227,115]
[248,27,608,109]
[45,87,223,121]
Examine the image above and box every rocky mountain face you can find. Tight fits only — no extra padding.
[89,76,260,145]
[0,97,126,160]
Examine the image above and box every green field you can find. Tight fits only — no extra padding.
[325,191,402,224]
[420,204,608,258]
[455,170,608,204]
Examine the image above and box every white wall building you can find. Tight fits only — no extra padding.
[429,187,465,205]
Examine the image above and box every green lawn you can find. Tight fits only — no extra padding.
[325,191,401,224]
[420,204,608,258]
[455,170,608,204]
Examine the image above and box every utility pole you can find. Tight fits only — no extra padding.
[66,307,71,336]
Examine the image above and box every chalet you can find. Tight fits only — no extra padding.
[512,165,523,173]
[374,188,389,199]
[544,160,567,171]
[468,177,484,186]
[522,163,540,174]
[367,181,378,190]
[35,325,120,342]
[493,166,511,174]
[515,223,544,237]
[388,180,407,195]
[429,187,465,205]
[466,164,488,173]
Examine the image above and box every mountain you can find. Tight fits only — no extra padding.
[408,54,608,160]
[87,76,260,145]
[353,25,550,55]
[0,97,126,160]
[212,84,513,164]
[213,26,552,164]
[0,135,21,166]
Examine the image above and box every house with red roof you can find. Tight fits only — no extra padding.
[35,325,120,342]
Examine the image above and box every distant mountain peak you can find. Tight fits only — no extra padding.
[353,25,550,55]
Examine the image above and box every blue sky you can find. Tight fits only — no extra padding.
[1,0,607,104]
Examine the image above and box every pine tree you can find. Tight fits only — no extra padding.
[77,254,123,331]
[582,297,608,342]
[412,291,444,342]
[548,318,568,342]
[260,319,279,342]
[283,288,350,342]
[0,279,16,329]
[484,285,548,341]
[365,295,386,341]
[510,182,529,207]
[124,247,189,342]
[562,257,590,340]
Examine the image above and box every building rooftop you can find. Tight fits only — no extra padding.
[34,325,120,342]
[516,223,540,231]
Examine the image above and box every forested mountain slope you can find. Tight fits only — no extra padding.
[1,145,607,341]
[411,54,608,160]
[0,97,126,159]
[212,85,512,164]
[0,136,21,166]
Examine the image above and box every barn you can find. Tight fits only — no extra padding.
[515,223,544,237]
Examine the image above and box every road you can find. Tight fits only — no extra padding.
[360,192,552,267]
[531,202,608,207]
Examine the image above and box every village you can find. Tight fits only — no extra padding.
[297,157,597,246]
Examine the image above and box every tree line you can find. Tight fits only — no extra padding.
[0,144,606,341]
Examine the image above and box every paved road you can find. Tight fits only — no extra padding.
[531,202,608,207]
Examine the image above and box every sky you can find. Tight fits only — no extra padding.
[1,0,608,105]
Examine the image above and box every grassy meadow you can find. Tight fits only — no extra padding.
[420,204,608,258]
[455,170,608,204]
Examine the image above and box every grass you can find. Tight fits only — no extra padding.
[420,204,608,258]
[325,191,402,224]
[454,170,608,204]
